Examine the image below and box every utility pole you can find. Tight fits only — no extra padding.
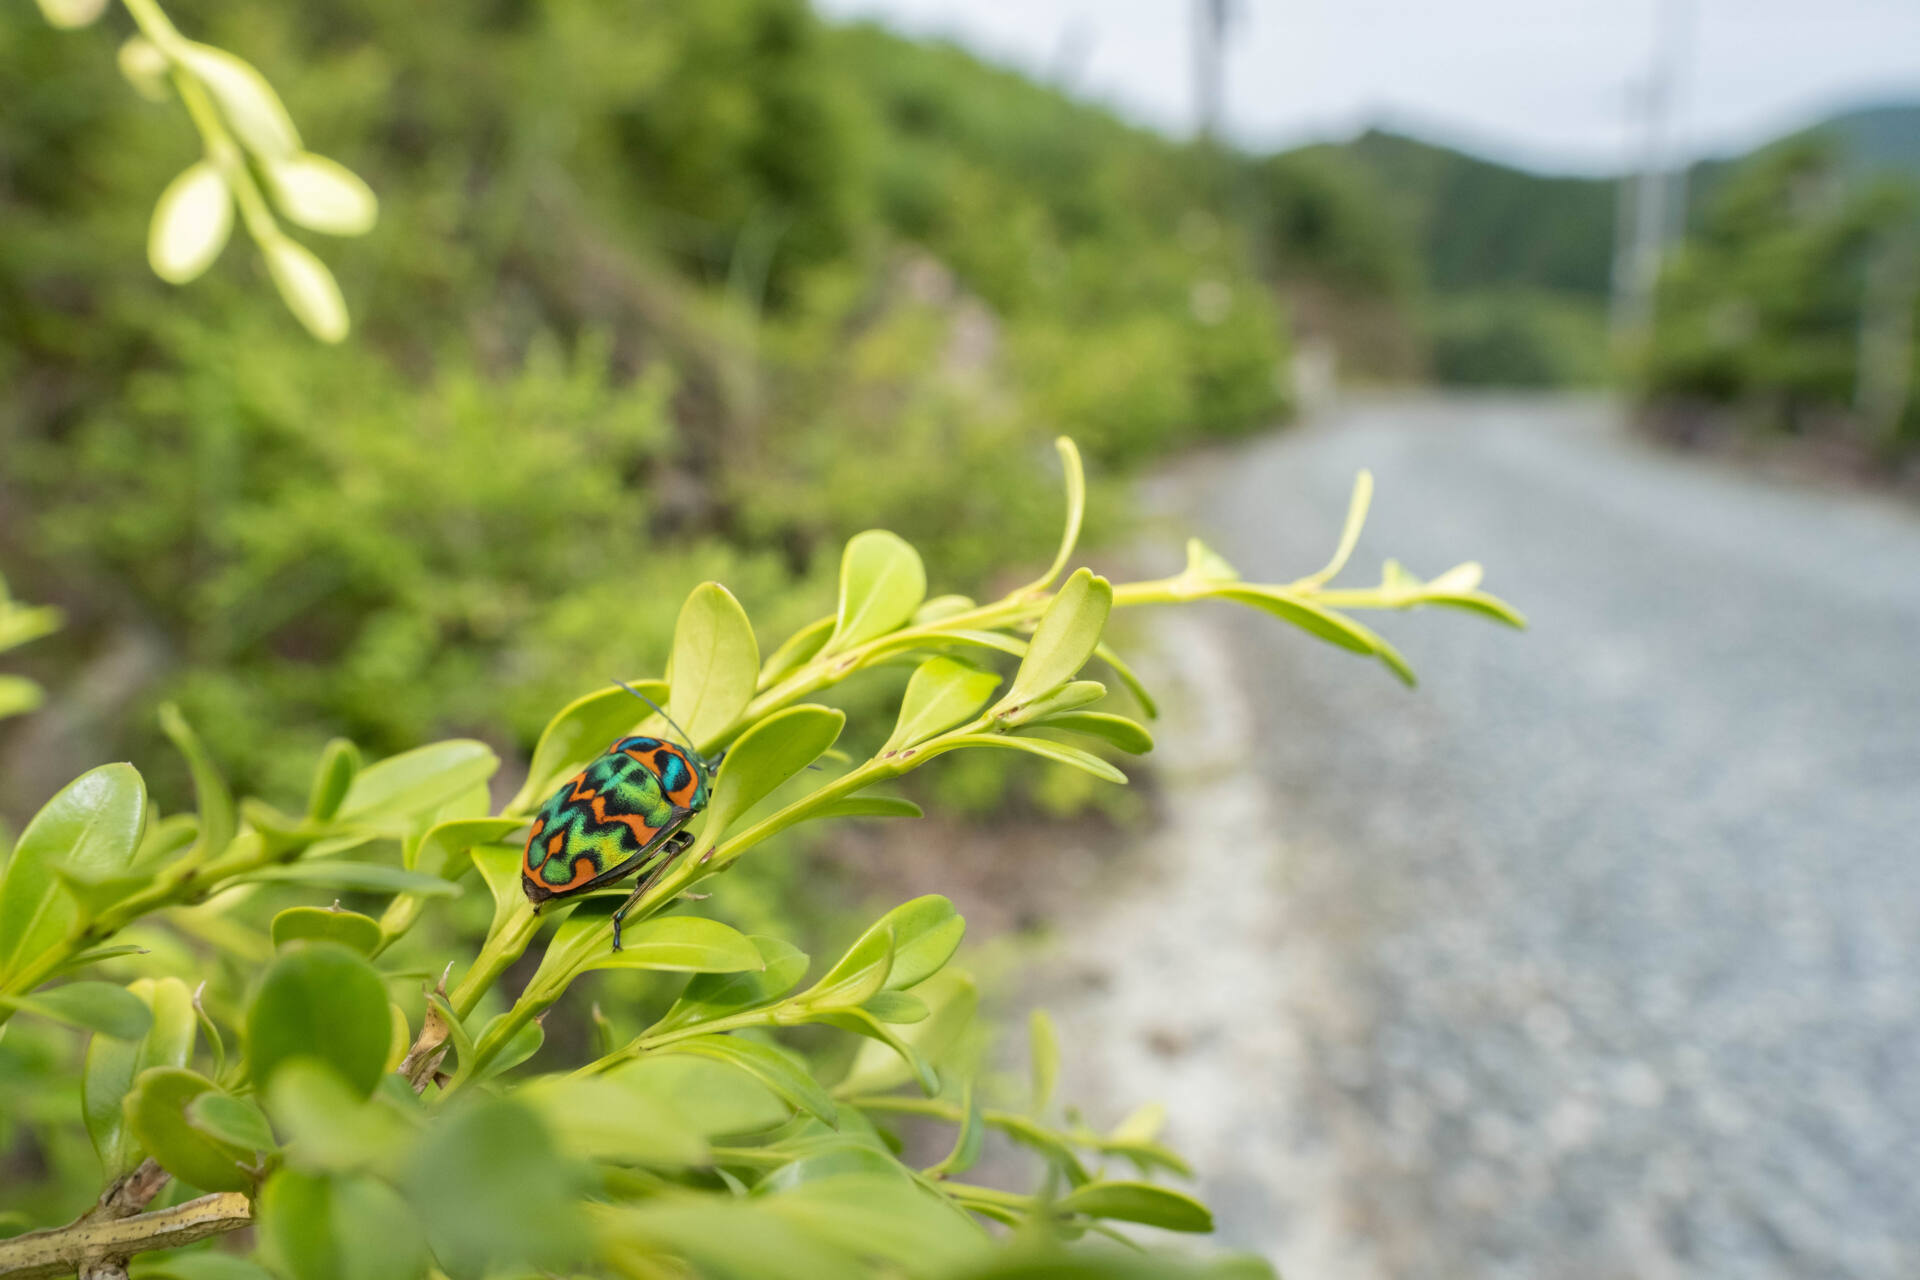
[1193,0,1230,143]
[1613,0,1694,352]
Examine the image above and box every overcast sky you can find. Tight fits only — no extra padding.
[815,0,1920,174]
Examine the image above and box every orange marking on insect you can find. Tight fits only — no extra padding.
[547,832,564,856]
[589,794,659,846]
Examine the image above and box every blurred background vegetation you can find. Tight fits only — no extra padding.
[3,0,1917,833]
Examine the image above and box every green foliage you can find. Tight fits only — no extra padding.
[0,442,1519,1277]
[1428,289,1614,387]
[1641,136,1920,447]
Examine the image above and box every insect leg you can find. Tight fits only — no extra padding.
[610,830,697,951]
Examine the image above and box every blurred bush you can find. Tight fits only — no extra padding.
[1640,136,1920,452]
[0,1,1288,815]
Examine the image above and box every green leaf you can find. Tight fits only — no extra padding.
[125,1068,256,1192]
[808,795,923,822]
[795,925,893,1010]
[814,1010,938,1096]
[883,658,1001,754]
[997,569,1112,715]
[270,907,383,956]
[863,991,929,1024]
[472,1014,544,1080]
[927,1079,984,1178]
[407,817,524,878]
[257,1167,430,1280]
[599,1200,859,1280]
[246,943,392,1097]
[823,531,927,654]
[608,1054,791,1138]
[263,1060,416,1175]
[186,1091,277,1155]
[147,163,232,285]
[759,616,834,684]
[0,763,147,980]
[262,236,349,344]
[508,680,665,813]
[837,971,978,1098]
[1001,679,1106,726]
[666,582,760,750]
[652,935,810,1034]
[82,977,195,1173]
[1217,586,1416,685]
[304,738,361,824]
[1303,469,1373,586]
[266,152,378,237]
[0,674,44,719]
[1055,1181,1214,1232]
[517,1076,708,1166]
[230,862,462,898]
[912,595,977,625]
[760,1173,988,1271]
[1093,641,1158,719]
[1183,536,1241,583]
[179,43,301,157]
[1,982,152,1039]
[927,734,1127,785]
[868,627,1027,663]
[336,740,497,828]
[132,1252,276,1280]
[1031,711,1154,754]
[660,1034,837,1127]
[867,896,964,992]
[1025,436,1088,593]
[700,705,846,842]
[1029,1009,1060,1113]
[577,916,764,975]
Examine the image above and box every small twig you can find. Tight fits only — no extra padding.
[0,1192,251,1280]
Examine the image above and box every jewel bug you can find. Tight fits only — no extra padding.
[520,681,721,950]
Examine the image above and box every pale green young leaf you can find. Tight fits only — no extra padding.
[1025,436,1087,593]
[36,0,108,28]
[1300,469,1372,587]
[178,44,301,158]
[813,1010,938,1096]
[265,153,378,236]
[926,1079,984,1178]
[700,705,845,841]
[1216,586,1416,685]
[0,675,44,719]
[1183,537,1240,583]
[794,925,893,1010]
[998,568,1112,713]
[836,971,977,1098]
[305,738,360,823]
[669,583,760,748]
[926,734,1127,785]
[882,657,1001,754]
[823,531,926,653]
[1054,1180,1214,1232]
[651,935,809,1035]
[1031,711,1154,754]
[517,1076,708,1166]
[608,1054,791,1138]
[337,740,497,826]
[116,37,168,101]
[660,1034,837,1126]
[806,795,923,822]
[759,616,834,685]
[911,595,976,625]
[508,680,664,814]
[262,236,348,343]
[999,679,1105,726]
[408,817,525,877]
[158,703,234,863]
[1029,1009,1060,1113]
[0,763,146,981]
[863,991,929,1024]
[147,163,233,285]
[578,916,764,975]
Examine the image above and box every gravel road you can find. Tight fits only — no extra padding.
[1034,395,1920,1279]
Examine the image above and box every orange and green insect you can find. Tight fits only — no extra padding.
[520,683,719,949]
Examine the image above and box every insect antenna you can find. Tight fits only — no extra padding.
[611,680,714,775]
